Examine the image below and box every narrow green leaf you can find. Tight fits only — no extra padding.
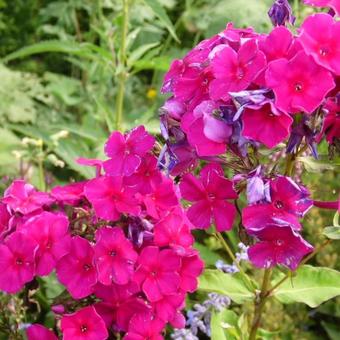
[321,321,340,340]
[143,0,180,42]
[296,156,337,172]
[273,265,340,307]
[333,211,339,227]
[127,42,159,66]
[199,269,254,304]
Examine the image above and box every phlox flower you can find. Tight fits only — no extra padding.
[61,306,108,340]
[299,13,340,75]
[242,176,312,231]
[103,126,155,176]
[84,176,140,221]
[179,164,238,231]
[56,236,97,299]
[209,39,266,102]
[266,50,335,113]
[94,227,138,286]
[94,282,149,332]
[319,95,340,143]
[26,324,57,340]
[241,102,293,148]
[304,0,340,16]
[124,312,165,340]
[134,246,181,302]
[51,181,86,205]
[178,253,204,293]
[20,212,70,276]
[248,224,313,270]
[3,180,53,215]
[0,232,36,293]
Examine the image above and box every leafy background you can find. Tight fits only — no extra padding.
[0,0,339,339]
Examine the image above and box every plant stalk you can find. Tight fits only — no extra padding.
[114,0,129,131]
[249,268,272,340]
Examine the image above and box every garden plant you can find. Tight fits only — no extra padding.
[0,0,339,339]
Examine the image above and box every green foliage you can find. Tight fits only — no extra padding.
[199,269,254,304]
[273,265,340,308]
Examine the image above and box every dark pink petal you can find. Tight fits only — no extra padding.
[187,200,212,229]
[179,173,206,201]
[104,131,125,158]
[213,200,236,232]
[26,324,57,340]
[128,125,155,156]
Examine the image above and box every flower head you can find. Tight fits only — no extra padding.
[94,227,138,285]
[56,236,97,299]
[180,164,238,231]
[0,232,36,293]
[242,176,312,231]
[61,306,108,340]
[248,224,313,270]
[299,13,340,75]
[266,51,335,113]
[103,126,155,176]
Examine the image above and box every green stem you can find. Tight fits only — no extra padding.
[37,140,45,191]
[114,0,129,131]
[214,233,256,292]
[249,269,272,340]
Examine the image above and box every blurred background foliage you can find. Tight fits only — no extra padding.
[0,0,338,339]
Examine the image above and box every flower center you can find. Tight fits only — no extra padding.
[16,258,23,265]
[151,271,157,277]
[110,250,116,257]
[319,47,328,57]
[83,264,91,271]
[294,83,303,92]
[274,200,284,209]
[276,239,284,246]
[80,325,88,333]
[237,69,245,80]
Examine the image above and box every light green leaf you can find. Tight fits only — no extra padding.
[211,309,239,340]
[127,42,159,66]
[323,226,340,240]
[297,156,337,172]
[274,265,340,307]
[199,269,254,304]
[143,0,179,42]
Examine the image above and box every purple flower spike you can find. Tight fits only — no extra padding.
[248,224,313,270]
[268,0,296,26]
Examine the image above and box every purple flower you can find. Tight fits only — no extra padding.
[248,224,313,270]
[268,0,296,26]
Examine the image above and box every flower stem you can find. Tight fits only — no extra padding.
[37,140,46,191]
[249,268,272,340]
[114,0,129,131]
[214,233,256,292]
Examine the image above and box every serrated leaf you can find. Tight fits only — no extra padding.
[273,265,340,307]
[199,269,254,304]
[143,0,179,42]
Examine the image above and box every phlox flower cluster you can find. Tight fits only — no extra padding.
[0,126,204,340]
[159,2,340,272]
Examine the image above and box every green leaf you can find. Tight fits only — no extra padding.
[40,273,64,300]
[323,226,340,240]
[321,322,340,340]
[273,265,340,307]
[296,156,337,172]
[143,0,179,42]
[193,243,220,266]
[211,309,239,340]
[127,42,159,67]
[199,269,254,304]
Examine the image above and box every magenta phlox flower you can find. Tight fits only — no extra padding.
[0,232,36,293]
[103,126,155,177]
[124,312,165,340]
[304,0,340,16]
[26,324,58,340]
[266,50,335,113]
[3,180,53,215]
[84,176,140,221]
[94,227,138,286]
[51,181,86,205]
[248,224,313,270]
[243,176,312,231]
[180,163,238,231]
[318,95,340,143]
[134,246,181,302]
[61,306,108,340]
[241,101,293,148]
[56,236,97,299]
[20,212,70,276]
[299,13,340,75]
[209,39,266,102]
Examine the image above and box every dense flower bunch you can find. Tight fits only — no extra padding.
[0,126,204,339]
[159,3,340,272]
